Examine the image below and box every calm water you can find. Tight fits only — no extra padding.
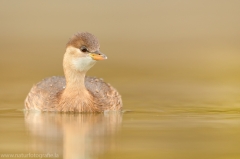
[1,79,240,159]
[1,1,240,159]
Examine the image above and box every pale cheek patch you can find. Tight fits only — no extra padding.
[72,56,96,72]
[66,46,81,54]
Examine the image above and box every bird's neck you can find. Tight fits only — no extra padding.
[64,68,87,90]
[58,68,95,112]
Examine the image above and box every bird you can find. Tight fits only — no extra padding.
[25,32,122,113]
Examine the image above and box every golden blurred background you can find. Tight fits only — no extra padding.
[1,0,240,105]
[1,1,240,158]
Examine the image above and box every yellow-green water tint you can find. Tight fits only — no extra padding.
[1,1,240,159]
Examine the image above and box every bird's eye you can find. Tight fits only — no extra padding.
[80,46,88,53]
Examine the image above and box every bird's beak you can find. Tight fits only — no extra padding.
[89,51,107,61]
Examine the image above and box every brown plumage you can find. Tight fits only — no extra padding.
[25,32,122,112]
[66,32,100,51]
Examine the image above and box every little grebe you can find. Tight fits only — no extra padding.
[25,32,122,112]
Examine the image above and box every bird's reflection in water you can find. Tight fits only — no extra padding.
[24,111,122,159]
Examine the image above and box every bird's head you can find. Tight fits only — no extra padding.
[64,32,107,72]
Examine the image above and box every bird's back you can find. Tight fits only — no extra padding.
[85,76,122,111]
[25,76,65,111]
[25,76,122,112]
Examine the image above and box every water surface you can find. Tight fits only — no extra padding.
[1,80,240,159]
[1,1,240,159]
